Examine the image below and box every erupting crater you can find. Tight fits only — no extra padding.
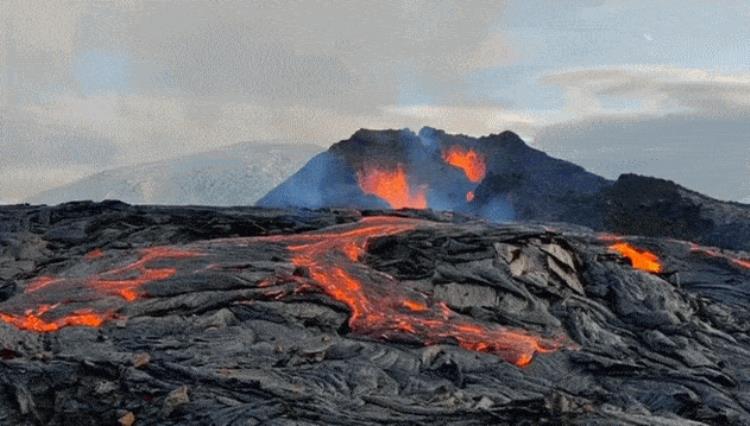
[442,145,487,183]
[442,145,487,203]
[356,164,428,209]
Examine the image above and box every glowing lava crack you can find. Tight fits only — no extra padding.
[261,217,568,366]
[0,217,569,366]
[606,241,663,273]
[0,247,203,333]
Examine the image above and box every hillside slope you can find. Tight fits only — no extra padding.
[29,142,322,206]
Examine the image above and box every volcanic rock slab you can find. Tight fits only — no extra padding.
[1,201,750,424]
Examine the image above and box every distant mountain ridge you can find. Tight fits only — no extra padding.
[29,142,323,206]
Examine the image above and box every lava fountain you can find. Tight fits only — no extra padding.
[356,164,428,209]
[442,145,487,183]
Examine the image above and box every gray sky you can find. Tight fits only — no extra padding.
[1,0,749,202]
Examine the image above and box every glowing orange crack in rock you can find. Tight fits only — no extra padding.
[689,242,750,269]
[267,216,568,366]
[607,242,663,273]
[1,247,203,332]
[0,304,111,333]
[1,217,569,366]
[88,247,202,301]
[25,276,62,293]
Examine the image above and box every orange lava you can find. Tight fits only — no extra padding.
[689,242,750,269]
[356,164,428,209]
[442,145,486,183]
[609,242,662,273]
[466,191,475,202]
[1,247,202,332]
[402,299,428,312]
[25,276,61,293]
[266,216,567,366]
[0,217,568,366]
[88,247,201,301]
[0,305,110,332]
[85,248,105,260]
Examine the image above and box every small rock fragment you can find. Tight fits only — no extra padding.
[162,385,190,417]
[132,352,150,368]
[118,411,136,426]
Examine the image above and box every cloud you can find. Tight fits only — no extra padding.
[1,0,517,200]
[536,66,750,201]
[0,106,120,200]
[543,66,750,116]
[3,1,511,110]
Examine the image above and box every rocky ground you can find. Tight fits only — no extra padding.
[1,201,750,425]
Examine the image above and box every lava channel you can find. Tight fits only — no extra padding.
[0,247,202,332]
[688,242,750,269]
[259,216,567,366]
[0,217,569,366]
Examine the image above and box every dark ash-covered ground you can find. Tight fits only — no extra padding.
[1,201,750,425]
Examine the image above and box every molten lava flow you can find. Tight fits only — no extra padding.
[264,217,567,366]
[0,216,567,366]
[0,247,202,332]
[25,276,60,293]
[609,242,663,273]
[689,242,750,269]
[0,305,111,332]
[442,145,486,183]
[89,247,202,301]
[356,164,427,209]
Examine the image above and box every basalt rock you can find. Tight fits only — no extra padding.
[0,202,749,425]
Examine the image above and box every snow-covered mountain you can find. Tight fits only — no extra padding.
[28,142,322,206]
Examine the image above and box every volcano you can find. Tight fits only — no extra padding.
[258,127,608,219]
[2,201,750,424]
[259,127,750,252]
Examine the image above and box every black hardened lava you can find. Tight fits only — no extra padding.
[1,202,750,424]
